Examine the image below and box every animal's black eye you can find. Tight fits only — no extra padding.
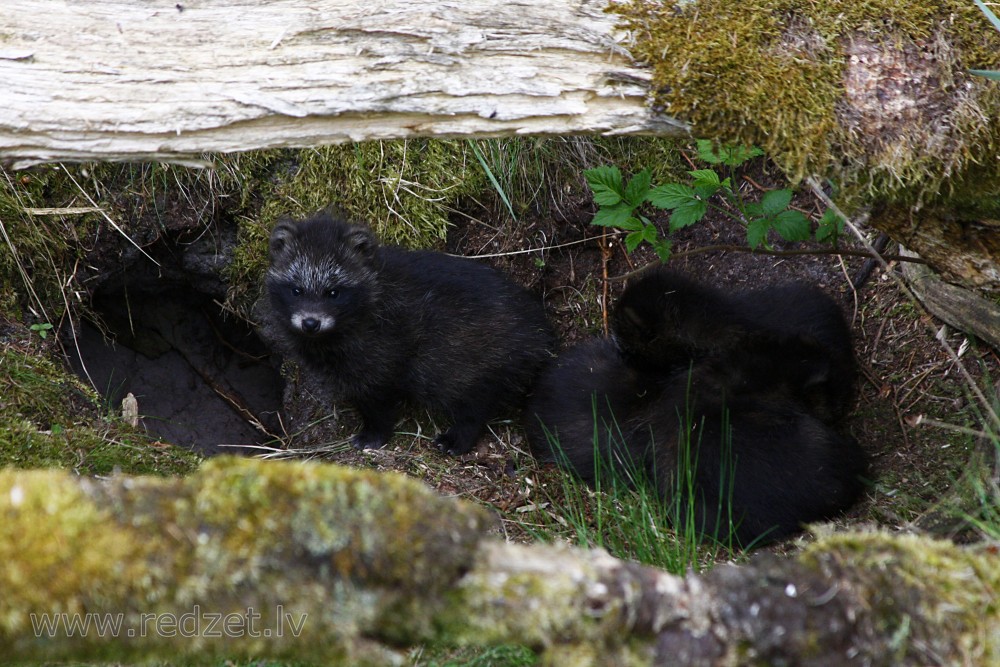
[326,289,339,299]
[291,287,303,297]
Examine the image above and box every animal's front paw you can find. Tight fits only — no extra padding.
[353,430,389,450]
[434,432,473,457]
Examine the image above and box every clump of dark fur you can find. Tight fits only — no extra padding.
[612,269,857,423]
[526,268,867,546]
[262,212,555,455]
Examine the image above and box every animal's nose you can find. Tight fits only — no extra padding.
[301,317,321,333]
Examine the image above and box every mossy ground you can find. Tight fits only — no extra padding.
[0,330,200,476]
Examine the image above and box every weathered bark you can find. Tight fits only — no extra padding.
[0,0,685,168]
[876,207,1000,293]
[901,246,1000,351]
[2,458,996,665]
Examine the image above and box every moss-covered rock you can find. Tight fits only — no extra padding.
[799,532,1000,665]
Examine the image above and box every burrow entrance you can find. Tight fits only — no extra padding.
[66,232,284,456]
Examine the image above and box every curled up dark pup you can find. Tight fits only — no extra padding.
[526,268,868,546]
[262,211,555,455]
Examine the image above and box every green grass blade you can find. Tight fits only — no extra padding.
[969,69,1000,80]
[468,140,517,221]
[973,0,1000,32]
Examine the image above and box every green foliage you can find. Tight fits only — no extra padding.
[585,165,672,261]
[694,139,764,167]
[586,142,843,260]
[28,322,53,339]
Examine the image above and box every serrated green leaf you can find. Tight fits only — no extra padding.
[619,216,645,232]
[760,189,793,217]
[695,139,721,164]
[625,230,644,253]
[695,140,764,167]
[641,224,660,243]
[746,218,771,248]
[585,165,624,206]
[744,202,764,218]
[694,183,722,199]
[624,168,652,207]
[669,200,707,230]
[653,238,673,262]
[815,208,845,243]
[688,169,721,186]
[772,209,811,241]
[648,183,696,209]
[591,203,635,228]
[719,144,764,167]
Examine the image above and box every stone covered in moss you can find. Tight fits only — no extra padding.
[800,531,1000,664]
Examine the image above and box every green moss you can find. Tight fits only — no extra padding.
[0,468,159,644]
[0,457,491,662]
[801,532,1000,664]
[0,342,201,476]
[0,165,94,321]
[613,0,1000,204]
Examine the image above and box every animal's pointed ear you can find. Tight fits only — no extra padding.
[345,224,378,257]
[269,218,297,260]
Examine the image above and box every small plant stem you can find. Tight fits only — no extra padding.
[601,227,610,336]
[741,174,767,192]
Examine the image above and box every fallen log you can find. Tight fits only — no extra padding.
[1,457,996,665]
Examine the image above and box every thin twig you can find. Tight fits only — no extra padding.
[601,228,610,337]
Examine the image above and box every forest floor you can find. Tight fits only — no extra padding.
[259,160,999,558]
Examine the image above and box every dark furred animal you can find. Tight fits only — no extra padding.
[264,212,555,455]
[526,269,867,546]
[612,269,857,424]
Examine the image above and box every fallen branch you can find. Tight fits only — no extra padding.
[0,0,685,168]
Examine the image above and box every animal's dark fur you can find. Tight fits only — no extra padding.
[526,269,867,546]
[263,212,555,455]
[612,269,857,423]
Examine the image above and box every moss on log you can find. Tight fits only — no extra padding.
[1,458,997,665]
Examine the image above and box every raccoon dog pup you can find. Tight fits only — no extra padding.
[526,268,867,546]
[612,269,857,424]
[264,212,555,455]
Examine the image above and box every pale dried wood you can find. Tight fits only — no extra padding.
[0,0,686,168]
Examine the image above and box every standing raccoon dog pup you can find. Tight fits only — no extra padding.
[263,212,555,455]
[526,268,868,546]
